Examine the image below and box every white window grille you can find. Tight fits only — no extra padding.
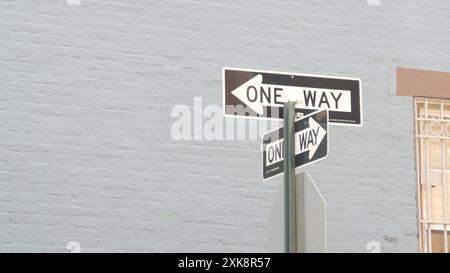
[415,98,450,253]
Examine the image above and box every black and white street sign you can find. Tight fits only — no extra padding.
[262,110,328,180]
[223,68,362,126]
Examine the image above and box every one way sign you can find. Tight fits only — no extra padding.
[223,68,362,126]
[262,110,328,180]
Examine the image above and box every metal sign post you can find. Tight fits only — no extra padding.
[265,106,328,253]
[283,101,297,253]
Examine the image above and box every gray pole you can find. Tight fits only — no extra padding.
[296,173,305,253]
[283,101,297,253]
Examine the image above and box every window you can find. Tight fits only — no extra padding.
[415,98,450,253]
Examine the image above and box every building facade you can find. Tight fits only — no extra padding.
[1,0,450,252]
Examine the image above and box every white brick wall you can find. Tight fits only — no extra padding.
[0,0,449,252]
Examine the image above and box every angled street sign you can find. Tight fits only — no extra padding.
[262,110,328,180]
[223,67,362,126]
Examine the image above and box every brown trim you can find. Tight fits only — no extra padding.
[397,67,450,99]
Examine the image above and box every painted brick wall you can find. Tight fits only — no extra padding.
[1,0,449,252]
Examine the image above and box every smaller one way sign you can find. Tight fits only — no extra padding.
[262,110,328,180]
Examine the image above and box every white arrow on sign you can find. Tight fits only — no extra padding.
[295,117,326,160]
[231,74,352,115]
[266,117,327,166]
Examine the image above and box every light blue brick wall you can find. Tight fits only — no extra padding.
[1,0,450,252]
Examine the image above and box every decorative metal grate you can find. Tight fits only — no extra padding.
[415,98,450,253]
